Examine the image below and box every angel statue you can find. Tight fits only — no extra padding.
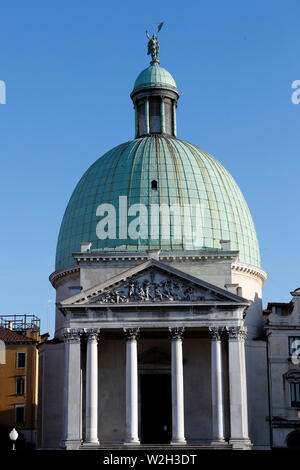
[146,22,164,64]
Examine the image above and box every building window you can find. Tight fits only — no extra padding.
[16,376,25,396]
[289,337,300,356]
[15,404,25,425]
[151,180,158,190]
[0,340,5,364]
[16,352,26,369]
[290,383,300,407]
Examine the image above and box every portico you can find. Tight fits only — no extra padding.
[58,259,252,450]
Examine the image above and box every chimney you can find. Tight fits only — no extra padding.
[80,242,92,253]
[147,249,161,260]
[220,239,231,251]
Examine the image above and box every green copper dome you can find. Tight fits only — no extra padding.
[132,64,178,94]
[55,135,261,271]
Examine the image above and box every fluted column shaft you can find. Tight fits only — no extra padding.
[124,328,140,445]
[60,329,81,450]
[169,327,186,445]
[85,330,99,445]
[227,326,251,449]
[209,327,225,442]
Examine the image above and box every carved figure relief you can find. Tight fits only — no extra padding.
[89,268,218,305]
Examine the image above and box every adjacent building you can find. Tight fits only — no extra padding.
[264,289,300,448]
[0,315,48,449]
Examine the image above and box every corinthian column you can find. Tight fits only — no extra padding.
[85,329,100,446]
[60,329,82,450]
[169,327,186,445]
[227,326,252,450]
[209,327,225,443]
[124,328,140,445]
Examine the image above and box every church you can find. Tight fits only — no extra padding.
[37,31,300,450]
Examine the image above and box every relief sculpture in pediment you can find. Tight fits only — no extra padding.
[90,268,214,305]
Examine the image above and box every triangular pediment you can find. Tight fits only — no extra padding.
[60,259,248,307]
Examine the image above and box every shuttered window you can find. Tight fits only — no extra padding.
[289,336,300,356]
[16,376,25,396]
[290,383,300,407]
[15,404,25,424]
[16,352,26,369]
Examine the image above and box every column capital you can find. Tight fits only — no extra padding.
[209,327,224,341]
[169,327,184,340]
[226,326,247,342]
[63,328,81,344]
[85,328,100,342]
[123,328,140,341]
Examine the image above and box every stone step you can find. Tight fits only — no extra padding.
[79,443,231,450]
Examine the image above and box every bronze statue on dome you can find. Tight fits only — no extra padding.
[146,22,164,65]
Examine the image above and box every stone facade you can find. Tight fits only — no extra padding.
[38,248,271,450]
[264,288,300,448]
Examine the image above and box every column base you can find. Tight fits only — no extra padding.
[170,439,187,445]
[60,439,82,450]
[82,439,100,448]
[229,438,252,450]
[123,438,140,446]
[210,439,229,449]
[211,438,226,445]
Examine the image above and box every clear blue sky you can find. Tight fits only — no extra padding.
[0,0,299,337]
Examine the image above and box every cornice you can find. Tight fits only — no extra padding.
[49,265,80,287]
[73,249,239,264]
[49,253,266,288]
[231,262,268,285]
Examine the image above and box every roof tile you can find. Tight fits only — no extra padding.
[0,328,36,344]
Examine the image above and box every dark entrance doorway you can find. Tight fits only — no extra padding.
[140,373,172,444]
[287,431,300,449]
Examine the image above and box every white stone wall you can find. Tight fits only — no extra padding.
[245,341,270,449]
[38,342,64,449]
[54,271,80,338]
[163,259,232,290]
[231,267,264,337]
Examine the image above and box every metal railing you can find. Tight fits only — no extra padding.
[0,314,40,332]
